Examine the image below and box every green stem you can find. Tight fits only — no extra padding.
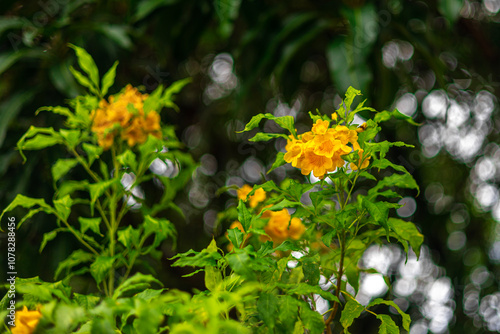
[325,231,346,334]
[56,213,99,256]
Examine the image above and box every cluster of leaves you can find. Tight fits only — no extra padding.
[0,46,422,333]
[171,88,424,333]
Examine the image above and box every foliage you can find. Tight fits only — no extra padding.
[0,46,422,333]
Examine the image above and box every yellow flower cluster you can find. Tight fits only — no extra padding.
[12,306,42,334]
[262,209,306,244]
[91,85,162,149]
[237,184,266,208]
[284,119,370,178]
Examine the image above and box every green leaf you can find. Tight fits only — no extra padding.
[82,143,102,166]
[142,215,176,251]
[88,179,116,213]
[55,249,94,279]
[36,106,73,119]
[227,227,245,248]
[340,298,365,334]
[205,262,222,292]
[374,109,420,126]
[113,273,163,299]
[78,217,102,235]
[387,218,424,259]
[284,283,340,303]
[40,230,59,252]
[268,151,287,174]
[257,292,278,329]
[362,198,390,236]
[369,173,420,196]
[171,248,221,268]
[101,61,119,96]
[16,126,62,162]
[261,198,302,213]
[60,129,81,149]
[52,158,79,182]
[69,66,99,95]
[53,195,73,221]
[161,77,192,112]
[117,225,141,248]
[237,199,252,231]
[117,150,138,171]
[299,306,325,334]
[279,295,299,331]
[368,298,411,331]
[249,132,288,142]
[0,194,53,224]
[226,250,255,279]
[377,314,399,334]
[68,44,99,90]
[90,255,115,285]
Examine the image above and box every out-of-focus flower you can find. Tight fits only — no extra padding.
[11,306,42,334]
[237,185,266,208]
[91,85,162,149]
[262,209,305,244]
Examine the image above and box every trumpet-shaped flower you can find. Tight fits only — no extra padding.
[284,118,368,178]
[11,306,42,334]
[237,185,266,208]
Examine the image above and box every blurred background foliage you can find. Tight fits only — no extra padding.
[1,0,500,333]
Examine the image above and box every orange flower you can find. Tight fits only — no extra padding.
[91,85,162,149]
[237,185,266,208]
[262,209,306,244]
[11,306,42,334]
[284,119,367,178]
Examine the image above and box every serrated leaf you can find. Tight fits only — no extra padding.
[88,179,116,214]
[142,215,176,251]
[82,143,102,167]
[237,114,267,133]
[117,225,141,248]
[53,195,73,221]
[117,150,138,171]
[340,299,365,334]
[78,217,101,235]
[52,158,78,182]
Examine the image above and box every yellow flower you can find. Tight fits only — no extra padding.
[288,217,306,240]
[91,85,162,149]
[237,185,266,208]
[331,112,338,121]
[284,118,368,178]
[11,306,42,334]
[262,209,306,244]
[311,119,330,135]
